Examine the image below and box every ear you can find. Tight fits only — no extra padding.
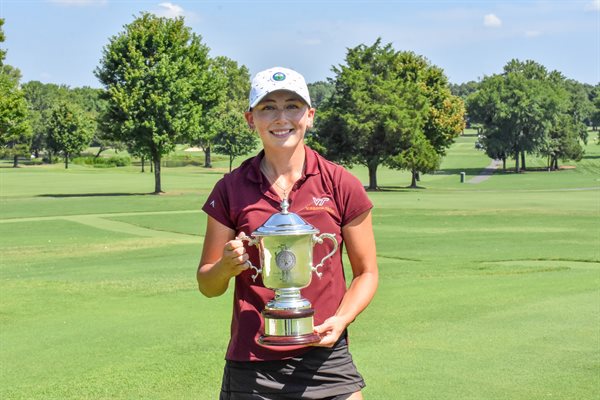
[244,111,255,129]
[306,108,315,129]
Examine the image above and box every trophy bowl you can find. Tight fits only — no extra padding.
[241,199,338,346]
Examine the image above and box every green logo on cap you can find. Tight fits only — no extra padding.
[272,72,286,81]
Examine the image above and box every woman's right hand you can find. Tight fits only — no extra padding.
[198,218,250,297]
[219,233,251,278]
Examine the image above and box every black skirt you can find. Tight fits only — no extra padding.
[219,334,365,400]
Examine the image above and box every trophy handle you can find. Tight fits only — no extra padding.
[312,233,338,279]
[239,235,262,282]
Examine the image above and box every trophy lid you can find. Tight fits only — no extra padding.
[252,199,319,236]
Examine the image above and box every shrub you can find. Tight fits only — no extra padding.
[72,155,131,168]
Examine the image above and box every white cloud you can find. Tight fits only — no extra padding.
[48,0,106,6]
[151,2,199,21]
[585,0,600,11]
[483,14,502,28]
[155,2,185,18]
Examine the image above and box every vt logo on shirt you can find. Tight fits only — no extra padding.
[312,197,330,207]
[304,196,334,215]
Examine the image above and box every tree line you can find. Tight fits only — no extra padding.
[1,14,597,193]
[451,66,599,172]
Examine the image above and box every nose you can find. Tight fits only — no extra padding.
[272,109,287,122]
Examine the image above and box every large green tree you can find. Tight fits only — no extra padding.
[314,39,463,189]
[95,13,218,193]
[468,59,579,172]
[393,51,465,184]
[46,102,94,169]
[315,40,425,190]
[0,18,32,167]
[538,75,588,170]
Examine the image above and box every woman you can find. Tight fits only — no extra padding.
[197,66,378,399]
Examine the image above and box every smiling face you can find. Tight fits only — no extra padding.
[245,90,315,153]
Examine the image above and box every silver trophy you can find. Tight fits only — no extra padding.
[241,199,338,346]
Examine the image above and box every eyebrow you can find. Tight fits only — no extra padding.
[261,98,303,103]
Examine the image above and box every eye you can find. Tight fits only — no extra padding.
[285,103,300,110]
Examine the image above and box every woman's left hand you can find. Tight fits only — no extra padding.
[313,316,349,347]
[312,210,378,348]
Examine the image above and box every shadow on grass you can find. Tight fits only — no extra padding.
[38,192,155,198]
[435,167,493,176]
[366,186,426,192]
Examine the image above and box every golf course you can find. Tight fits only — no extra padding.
[1,132,598,399]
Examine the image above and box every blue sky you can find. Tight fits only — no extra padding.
[1,0,598,88]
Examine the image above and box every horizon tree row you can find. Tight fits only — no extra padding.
[467,60,595,172]
[2,14,598,192]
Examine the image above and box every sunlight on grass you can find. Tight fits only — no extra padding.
[1,138,598,399]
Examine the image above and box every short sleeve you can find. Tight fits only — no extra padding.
[202,177,235,230]
[336,168,373,226]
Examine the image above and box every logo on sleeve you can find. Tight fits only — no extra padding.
[210,200,215,208]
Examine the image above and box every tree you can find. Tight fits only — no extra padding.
[22,81,71,160]
[538,76,588,170]
[69,86,121,157]
[0,19,6,64]
[449,81,480,99]
[0,68,32,167]
[0,19,32,167]
[46,102,93,169]
[387,132,440,188]
[314,39,463,189]
[308,81,334,109]
[315,39,427,190]
[193,56,245,168]
[468,59,565,173]
[396,51,465,184]
[589,85,600,133]
[95,13,218,193]
[213,101,258,172]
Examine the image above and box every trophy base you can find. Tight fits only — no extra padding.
[259,332,321,346]
[259,308,321,346]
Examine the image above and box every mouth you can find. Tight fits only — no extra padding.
[270,129,294,138]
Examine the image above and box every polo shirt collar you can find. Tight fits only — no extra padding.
[303,145,320,177]
[246,145,320,184]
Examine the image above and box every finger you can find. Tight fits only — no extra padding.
[234,253,249,264]
[313,323,330,335]
[228,240,244,250]
[311,333,336,348]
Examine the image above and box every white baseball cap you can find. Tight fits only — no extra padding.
[248,67,312,110]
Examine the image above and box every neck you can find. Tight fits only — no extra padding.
[262,144,306,176]
[260,145,306,200]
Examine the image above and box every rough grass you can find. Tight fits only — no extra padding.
[0,135,598,399]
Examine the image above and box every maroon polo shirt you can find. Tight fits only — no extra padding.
[202,145,372,361]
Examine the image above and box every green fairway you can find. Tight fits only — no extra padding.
[1,135,598,399]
